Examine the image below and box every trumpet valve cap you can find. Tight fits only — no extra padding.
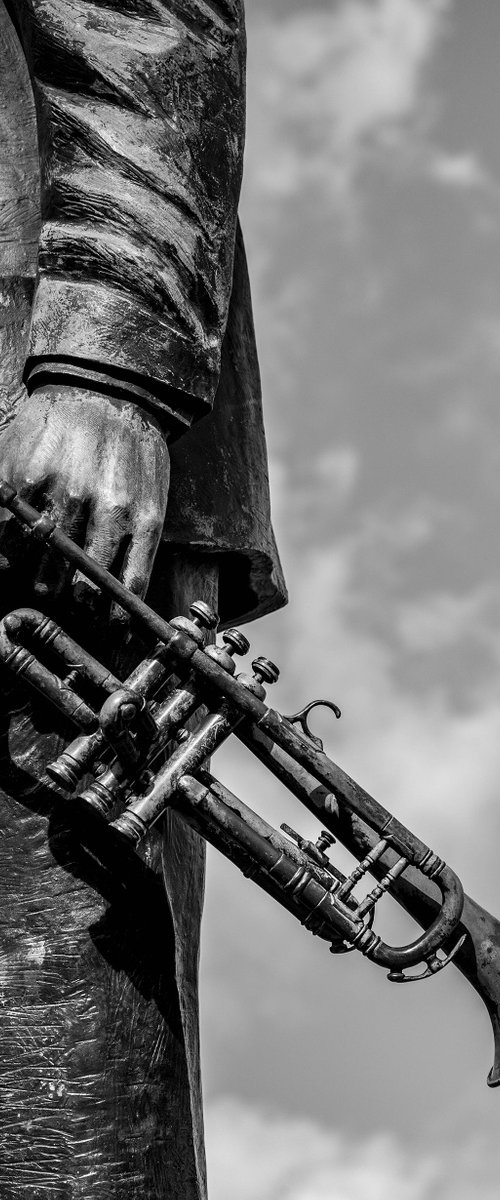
[223,629,250,657]
[189,601,219,630]
[120,702,138,724]
[79,784,114,819]
[112,810,147,847]
[46,756,80,791]
[251,656,280,685]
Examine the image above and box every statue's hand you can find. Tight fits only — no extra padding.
[0,386,170,606]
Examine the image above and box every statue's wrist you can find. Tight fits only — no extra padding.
[24,360,175,441]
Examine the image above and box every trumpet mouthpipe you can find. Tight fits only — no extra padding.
[237,723,339,818]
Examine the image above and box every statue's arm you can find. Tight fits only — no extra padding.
[1,0,246,595]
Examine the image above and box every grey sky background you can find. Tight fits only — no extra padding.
[200,3,500,1197]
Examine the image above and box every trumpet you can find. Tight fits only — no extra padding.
[2,480,500,1084]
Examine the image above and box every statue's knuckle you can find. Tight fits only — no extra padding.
[105,487,129,506]
[127,575,145,597]
[66,491,83,509]
[21,474,38,491]
[140,511,163,541]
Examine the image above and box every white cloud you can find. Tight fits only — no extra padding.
[265,447,361,547]
[202,0,500,1152]
[470,313,500,370]
[224,472,500,898]
[315,445,360,500]
[245,0,451,210]
[205,1097,500,1200]
[395,585,500,652]
[279,531,500,877]
[429,151,489,190]
[201,479,500,1056]
[200,472,500,1136]
[206,1098,432,1200]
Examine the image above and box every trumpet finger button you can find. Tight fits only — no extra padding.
[252,657,280,685]
[223,629,250,657]
[189,601,219,630]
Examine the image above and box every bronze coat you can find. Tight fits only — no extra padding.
[2,0,287,627]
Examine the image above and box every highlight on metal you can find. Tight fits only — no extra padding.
[2,480,500,1087]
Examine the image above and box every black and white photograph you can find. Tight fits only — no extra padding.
[0,2,499,1197]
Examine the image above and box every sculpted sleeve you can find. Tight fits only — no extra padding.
[13,0,246,436]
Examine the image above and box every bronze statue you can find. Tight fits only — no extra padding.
[0,2,286,1195]
[4,3,500,1196]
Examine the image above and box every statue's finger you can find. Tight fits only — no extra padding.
[33,493,87,599]
[109,523,162,626]
[72,507,129,618]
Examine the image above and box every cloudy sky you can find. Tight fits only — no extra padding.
[199,3,500,1197]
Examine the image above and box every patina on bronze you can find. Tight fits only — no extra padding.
[3,489,500,1094]
[0,1,286,1196]
[0,486,466,983]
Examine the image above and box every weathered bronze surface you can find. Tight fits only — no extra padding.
[0,488,466,983]
[0,1,286,1195]
[0,0,287,626]
[4,490,500,1097]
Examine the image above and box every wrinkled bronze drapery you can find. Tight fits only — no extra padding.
[4,480,500,1082]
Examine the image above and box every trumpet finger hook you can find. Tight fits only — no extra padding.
[283,699,341,751]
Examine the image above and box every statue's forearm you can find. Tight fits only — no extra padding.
[15,0,247,434]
